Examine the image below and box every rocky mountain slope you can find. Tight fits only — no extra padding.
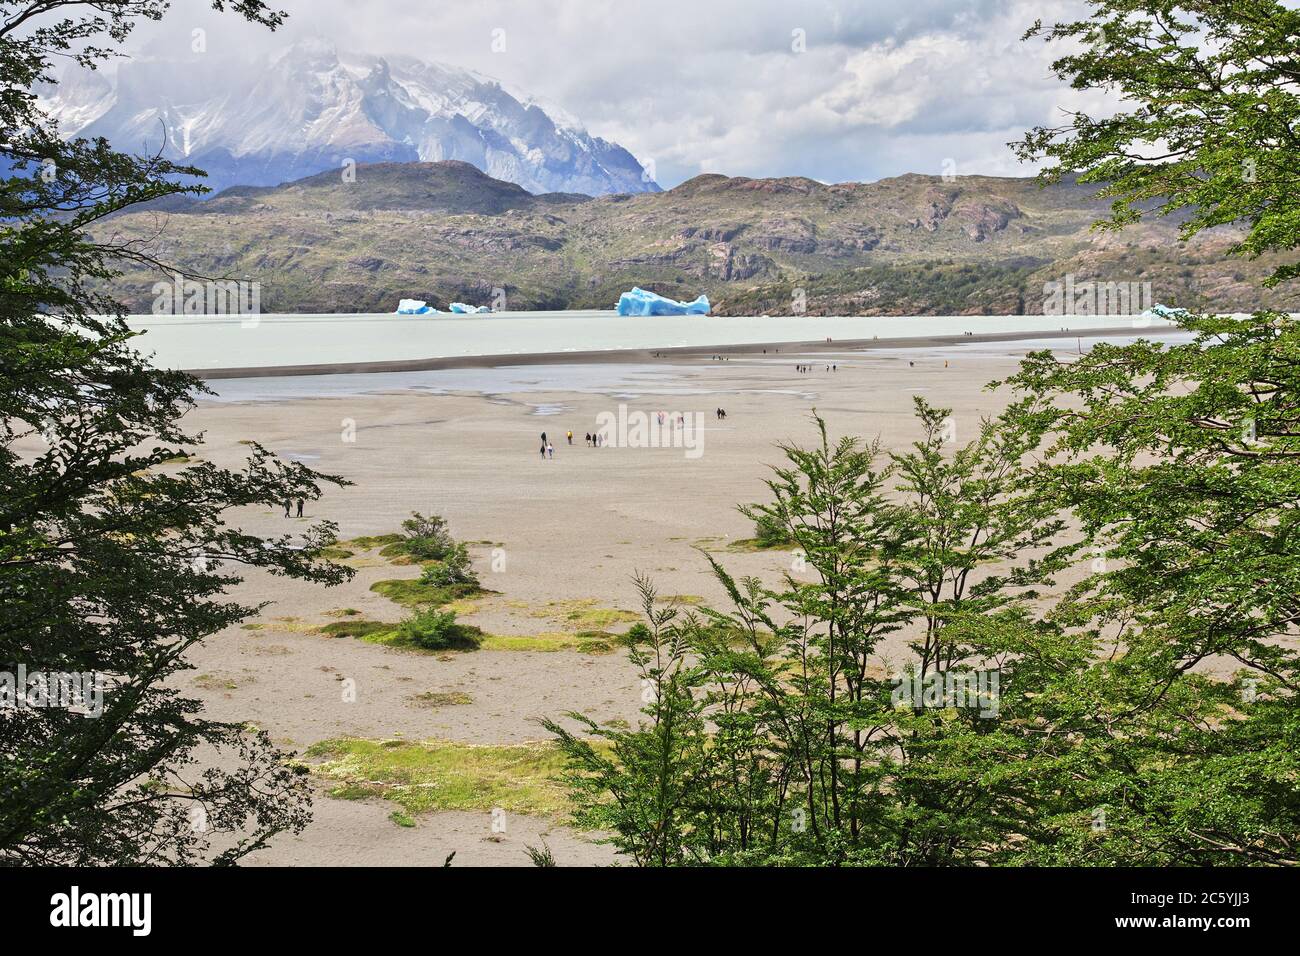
[93,161,1295,316]
[41,38,655,196]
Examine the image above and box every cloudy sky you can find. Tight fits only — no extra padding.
[125,0,1111,188]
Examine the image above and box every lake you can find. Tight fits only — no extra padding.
[123,310,1174,373]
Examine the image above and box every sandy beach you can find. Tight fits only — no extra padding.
[166,333,1183,866]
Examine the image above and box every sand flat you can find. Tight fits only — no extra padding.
[165,338,1169,865]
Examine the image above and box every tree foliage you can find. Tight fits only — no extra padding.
[0,1,358,865]
[550,378,1300,863]
[1017,0,1300,286]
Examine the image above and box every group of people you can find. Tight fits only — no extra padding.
[537,430,575,458]
[283,498,304,518]
[654,411,687,428]
[795,364,836,373]
[715,408,728,420]
[538,429,608,456]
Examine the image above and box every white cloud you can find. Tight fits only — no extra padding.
[116,0,1114,186]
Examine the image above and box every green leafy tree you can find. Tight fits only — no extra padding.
[1011,0,1300,861]
[0,1,359,865]
[548,410,1081,865]
[549,393,1300,865]
[998,312,1300,863]
[1017,0,1300,286]
[542,577,714,866]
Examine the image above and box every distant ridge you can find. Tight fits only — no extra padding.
[95,161,1294,316]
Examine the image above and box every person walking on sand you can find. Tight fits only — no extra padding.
[540,442,546,459]
[566,430,573,445]
[547,442,555,459]
[283,498,291,518]
[295,498,304,518]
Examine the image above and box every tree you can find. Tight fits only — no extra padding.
[1017,0,1300,285]
[997,312,1300,863]
[1011,0,1300,863]
[0,1,357,865]
[542,577,713,866]
[551,390,1300,865]
[547,410,1082,865]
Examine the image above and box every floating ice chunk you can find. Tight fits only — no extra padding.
[449,302,492,314]
[1145,303,1191,321]
[395,298,437,314]
[616,286,710,316]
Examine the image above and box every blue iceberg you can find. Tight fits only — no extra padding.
[395,298,437,314]
[1145,303,1191,321]
[616,287,710,316]
[449,302,492,314]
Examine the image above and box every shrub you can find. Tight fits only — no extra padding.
[752,511,793,548]
[401,512,455,561]
[419,542,478,588]
[396,608,481,651]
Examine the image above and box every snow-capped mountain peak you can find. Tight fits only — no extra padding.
[40,38,657,196]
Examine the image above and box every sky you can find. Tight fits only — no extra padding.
[121,0,1114,188]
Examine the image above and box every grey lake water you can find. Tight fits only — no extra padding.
[125,309,1176,373]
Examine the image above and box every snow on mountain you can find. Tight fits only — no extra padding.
[40,37,658,197]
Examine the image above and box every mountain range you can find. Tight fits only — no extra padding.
[41,38,657,197]
[90,161,1296,316]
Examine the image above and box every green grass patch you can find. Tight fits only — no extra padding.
[409,691,473,708]
[318,615,485,653]
[316,618,619,655]
[378,540,415,559]
[193,672,254,690]
[479,630,619,654]
[306,738,573,817]
[346,533,404,550]
[726,538,797,553]
[522,598,638,629]
[317,619,394,640]
[568,607,639,628]
[369,578,483,609]
[657,594,707,606]
[328,782,383,801]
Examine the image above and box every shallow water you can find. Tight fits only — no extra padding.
[198,331,1194,404]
